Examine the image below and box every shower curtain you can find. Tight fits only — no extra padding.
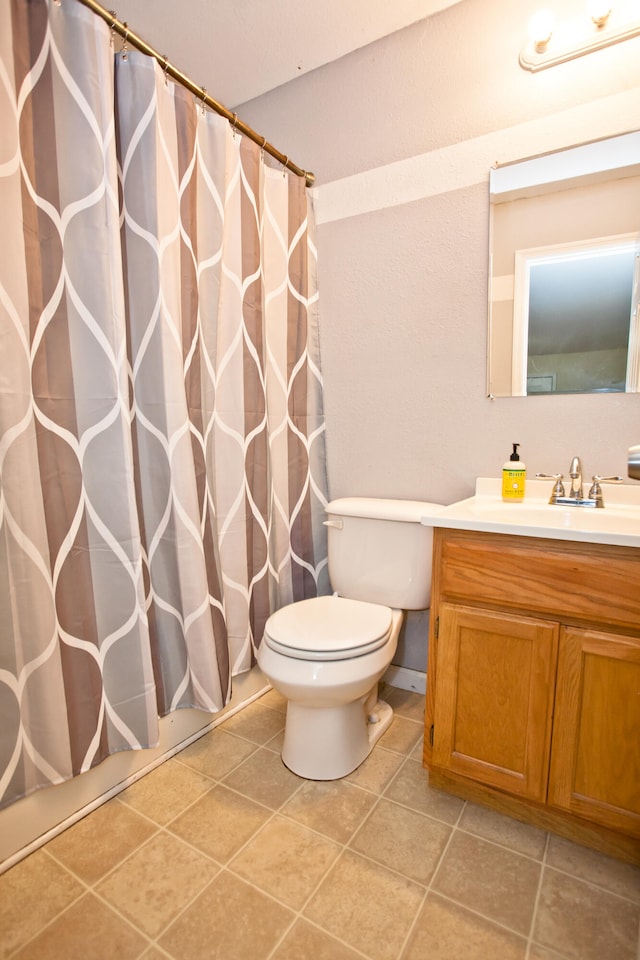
[0,0,328,810]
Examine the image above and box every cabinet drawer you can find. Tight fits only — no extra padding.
[437,530,640,632]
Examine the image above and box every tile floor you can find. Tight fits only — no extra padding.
[1,685,639,960]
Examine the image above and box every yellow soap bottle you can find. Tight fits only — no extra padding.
[502,443,526,501]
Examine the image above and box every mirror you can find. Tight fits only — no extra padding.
[488,131,640,397]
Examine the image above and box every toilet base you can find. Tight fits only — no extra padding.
[281,695,394,780]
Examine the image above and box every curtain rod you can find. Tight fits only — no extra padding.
[75,0,315,187]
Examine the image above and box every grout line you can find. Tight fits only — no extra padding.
[395,887,429,960]
[394,796,467,959]
[4,871,90,960]
[266,914,375,960]
[40,831,198,948]
[416,889,533,947]
[259,797,381,960]
[525,829,550,960]
[6,885,154,960]
[225,722,426,959]
[541,860,640,906]
[452,822,548,867]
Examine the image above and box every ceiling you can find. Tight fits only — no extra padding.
[114,0,462,108]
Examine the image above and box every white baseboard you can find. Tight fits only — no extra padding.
[383,665,427,695]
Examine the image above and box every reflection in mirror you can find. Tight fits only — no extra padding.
[488,131,640,397]
[517,237,636,394]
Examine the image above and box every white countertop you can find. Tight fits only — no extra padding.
[420,478,640,549]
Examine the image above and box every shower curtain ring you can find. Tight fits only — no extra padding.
[200,87,207,115]
[121,22,129,61]
[282,156,289,178]
[231,113,238,139]
[260,136,267,161]
[109,10,117,46]
[162,55,169,85]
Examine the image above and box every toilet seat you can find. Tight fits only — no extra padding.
[263,595,393,662]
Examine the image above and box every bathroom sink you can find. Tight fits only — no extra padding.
[420,478,640,548]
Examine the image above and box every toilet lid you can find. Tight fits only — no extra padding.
[263,595,393,661]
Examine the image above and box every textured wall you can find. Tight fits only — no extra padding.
[238,0,640,669]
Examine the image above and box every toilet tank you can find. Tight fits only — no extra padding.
[325,497,446,610]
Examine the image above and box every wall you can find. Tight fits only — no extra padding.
[237,0,640,670]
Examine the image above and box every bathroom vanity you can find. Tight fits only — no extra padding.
[421,480,640,864]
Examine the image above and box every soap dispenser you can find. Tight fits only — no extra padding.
[502,443,526,501]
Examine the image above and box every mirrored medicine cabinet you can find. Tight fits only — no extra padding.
[487,131,640,397]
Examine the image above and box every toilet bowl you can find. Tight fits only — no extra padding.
[259,596,404,779]
[256,497,444,780]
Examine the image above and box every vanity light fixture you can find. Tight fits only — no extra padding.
[527,9,555,50]
[520,0,640,71]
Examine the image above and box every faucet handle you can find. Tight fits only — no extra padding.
[588,475,623,506]
[536,473,565,501]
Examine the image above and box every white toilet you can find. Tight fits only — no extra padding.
[256,497,444,780]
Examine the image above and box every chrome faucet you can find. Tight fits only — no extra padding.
[568,456,583,501]
[537,456,623,508]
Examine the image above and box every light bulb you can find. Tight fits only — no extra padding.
[587,0,612,26]
[528,9,555,49]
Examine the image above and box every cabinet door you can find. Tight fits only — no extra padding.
[549,627,640,837]
[432,604,558,801]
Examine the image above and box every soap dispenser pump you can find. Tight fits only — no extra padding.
[502,443,526,501]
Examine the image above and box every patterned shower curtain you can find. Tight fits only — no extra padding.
[0,0,328,810]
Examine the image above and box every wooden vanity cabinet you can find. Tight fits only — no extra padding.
[424,528,640,863]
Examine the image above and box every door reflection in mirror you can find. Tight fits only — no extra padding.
[514,238,638,395]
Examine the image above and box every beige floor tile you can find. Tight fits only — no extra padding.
[384,757,465,823]
[119,758,214,825]
[402,892,528,960]
[220,701,286,744]
[533,866,640,960]
[380,685,426,722]
[97,832,219,938]
[545,834,640,903]
[168,784,271,862]
[45,798,156,884]
[432,830,541,935]
[230,815,340,909]
[379,716,424,755]
[0,849,84,959]
[458,802,548,860]
[351,798,451,886]
[12,892,147,960]
[159,870,294,960]
[176,728,256,779]
[272,919,365,960]
[344,745,405,794]
[222,746,303,808]
[304,849,424,960]
[282,778,377,844]
[258,687,288,713]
